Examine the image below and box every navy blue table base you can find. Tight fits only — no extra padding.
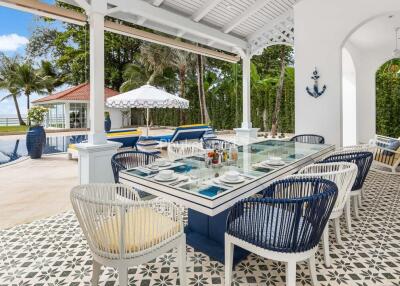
[185,208,249,265]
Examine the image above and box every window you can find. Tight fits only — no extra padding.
[45,103,65,128]
[70,103,88,129]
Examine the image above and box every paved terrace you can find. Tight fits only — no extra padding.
[0,170,399,285]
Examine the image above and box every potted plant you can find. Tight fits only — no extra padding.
[104,111,111,132]
[26,106,48,159]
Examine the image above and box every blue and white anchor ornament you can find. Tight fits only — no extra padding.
[306,68,327,98]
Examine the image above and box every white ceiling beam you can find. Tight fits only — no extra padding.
[223,0,273,33]
[136,16,146,25]
[191,0,223,22]
[110,0,247,49]
[105,20,240,62]
[73,0,90,11]
[111,11,235,53]
[247,9,293,42]
[152,0,164,7]
[0,0,86,25]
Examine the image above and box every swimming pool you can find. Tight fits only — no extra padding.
[0,135,88,165]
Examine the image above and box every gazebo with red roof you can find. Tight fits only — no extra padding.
[32,83,121,129]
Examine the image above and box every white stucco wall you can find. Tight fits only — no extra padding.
[345,42,396,144]
[342,48,357,146]
[106,107,123,129]
[294,0,400,146]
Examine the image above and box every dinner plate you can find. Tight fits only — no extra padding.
[219,176,245,184]
[154,174,178,182]
[263,160,286,166]
[156,162,172,167]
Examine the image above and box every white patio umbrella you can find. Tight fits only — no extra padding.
[106,84,189,136]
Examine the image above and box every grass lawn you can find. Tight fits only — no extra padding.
[0,125,28,133]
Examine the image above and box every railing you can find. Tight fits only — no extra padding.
[0,117,27,126]
[45,116,65,128]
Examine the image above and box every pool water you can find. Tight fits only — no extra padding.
[0,135,88,165]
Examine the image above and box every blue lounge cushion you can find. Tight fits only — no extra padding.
[383,139,400,157]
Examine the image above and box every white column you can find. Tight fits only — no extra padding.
[88,5,107,145]
[234,52,259,143]
[241,56,252,129]
[75,0,121,184]
[64,102,70,129]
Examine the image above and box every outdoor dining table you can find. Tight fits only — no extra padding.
[120,139,334,265]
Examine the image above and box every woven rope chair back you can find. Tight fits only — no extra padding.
[290,134,325,144]
[320,151,373,191]
[167,142,205,161]
[111,151,159,183]
[71,184,183,260]
[226,177,337,253]
[203,139,235,150]
[295,162,358,213]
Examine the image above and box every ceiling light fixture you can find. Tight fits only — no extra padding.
[393,28,400,58]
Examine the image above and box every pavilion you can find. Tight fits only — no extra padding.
[2,0,398,183]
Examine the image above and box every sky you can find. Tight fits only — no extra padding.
[0,1,58,117]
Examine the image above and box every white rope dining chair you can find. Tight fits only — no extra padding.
[293,162,357,267]
[70,184,186,285]
[323,145,375,206]
[167,141,205,161]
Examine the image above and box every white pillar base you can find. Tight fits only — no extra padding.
[234,128,260,144]
[75,141,122,184]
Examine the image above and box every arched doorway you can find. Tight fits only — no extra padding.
[341,11,400,144]
[376,58,400,138]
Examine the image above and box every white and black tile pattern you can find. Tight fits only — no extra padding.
[0,170,399,286]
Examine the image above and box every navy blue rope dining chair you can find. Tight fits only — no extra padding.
[111,151,159,183]
[319,151,373,223]
[225,177,338,286]
[290,134,325,144]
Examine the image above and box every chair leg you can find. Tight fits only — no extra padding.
[353,196,359,219]
[177,236,187,286]
[322,227,331,267]
[286,261,297,286]
[345,200,352,232]
[118,267,128,286]
[334,217,343,245]
[358,191,362,207]
[91,260,101,286]
[225,234,234,286]
[308,255,318,286]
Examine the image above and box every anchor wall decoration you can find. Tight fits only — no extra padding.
[306,68,327,98]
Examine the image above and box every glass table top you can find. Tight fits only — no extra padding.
[122,140,330,200]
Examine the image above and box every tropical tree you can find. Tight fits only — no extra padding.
[196,54,210,124]
[140,43,172,85]
[12,62,47,112]
[0,54,25,125]
[38,60,66,93]
[271,46,288,137]
[169,49,196,122]
[119,62,148,92]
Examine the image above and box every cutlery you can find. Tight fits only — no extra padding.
[170,177,189,186]
[240,174,254,180]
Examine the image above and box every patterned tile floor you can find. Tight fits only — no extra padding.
[1,170,400,286]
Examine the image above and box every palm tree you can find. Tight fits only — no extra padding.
[169,49,196,123]
[38,60,65,93]
[0,54,25,125]
[120,63,148,92]
[140,43,171,84]
[271,46,290,137]
[12,61,46,112]
[196,54,210,124]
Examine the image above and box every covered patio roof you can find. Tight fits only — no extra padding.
[64,0,295,56]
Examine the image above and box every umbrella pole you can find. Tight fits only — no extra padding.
[146,108,150,137]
